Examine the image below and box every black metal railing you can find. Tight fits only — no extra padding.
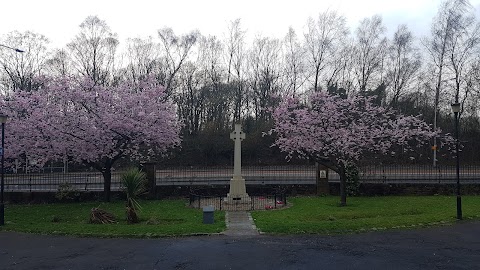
[189,192,288,211]
[3,165,480,193]
[329,165,480,184]
[3,171,123,192]
[156,165,316,186]
[156,165,480,185]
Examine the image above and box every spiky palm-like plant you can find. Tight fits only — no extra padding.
[121,168,147,224]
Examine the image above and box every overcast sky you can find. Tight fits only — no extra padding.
[1,0,480,48]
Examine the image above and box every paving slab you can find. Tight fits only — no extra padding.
[223,211,259,236]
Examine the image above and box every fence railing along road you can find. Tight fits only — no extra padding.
[3,165,480,192]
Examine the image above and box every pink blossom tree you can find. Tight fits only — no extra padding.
[272,92,442,206]
[2,76,181,201]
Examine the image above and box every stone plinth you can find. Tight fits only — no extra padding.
[226,176,251,203]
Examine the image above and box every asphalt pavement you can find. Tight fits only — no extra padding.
[1,220,479,270]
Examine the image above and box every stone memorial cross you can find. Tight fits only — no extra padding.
[230,123,245,177]
[227,124,250,201]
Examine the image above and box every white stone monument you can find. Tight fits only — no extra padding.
[226,124,250,202]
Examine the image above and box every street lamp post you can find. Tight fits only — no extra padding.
[0,44,24,53]
[0,44,22,225]
[451,102,462,220]
[0,114,7,225]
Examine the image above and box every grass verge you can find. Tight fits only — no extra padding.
[0,199,225,238]
[251,196,480,234]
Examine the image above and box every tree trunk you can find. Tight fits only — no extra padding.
[339,168,347,206]
[102,168,112,202]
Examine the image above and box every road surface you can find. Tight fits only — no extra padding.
[1,221,479,269]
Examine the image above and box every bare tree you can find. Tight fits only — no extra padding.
[248,35,282,121]
[200,36,232,131]
[282,27,306,97]
[176,35,231,134]
[157,27,199,96]
[462,60,480,120]
[352,15,388,92]
[304,10,348,92]
[423,0,473,166]
[198,35,224,88]
[0,31,49,92]
[46,49,72,77]
[445,3,480,118]
[325,38,356,95]
[124,37,162,83]
[67,16,119,86]
[385,25,422,108]
[176,61,204,134]
[225,19,246,84]
[224,19,247,123]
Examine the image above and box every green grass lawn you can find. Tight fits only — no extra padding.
[251,196,480,235]
[0,199,225,238]
[2,196,479,237]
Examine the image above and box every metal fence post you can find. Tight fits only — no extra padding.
[140,162,156,199]
[382,166,386,184]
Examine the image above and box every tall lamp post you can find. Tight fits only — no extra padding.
[0,114,7,225]
[0,44,22,225]
[451,102,462,220]
[0,44,24,53]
